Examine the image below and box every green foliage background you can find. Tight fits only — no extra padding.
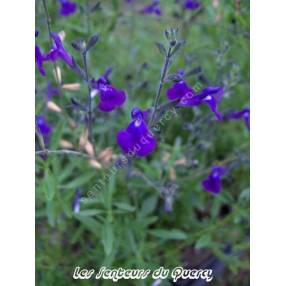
[36,0,250,285]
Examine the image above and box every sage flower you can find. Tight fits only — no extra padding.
[35,45,48,76]
[36,115,52,144]
[35,30,48,76]
[117,107,157,157]
[59,0,77,17]
[226,108,250,130]
[202,166,227,194]
[46,32,73,68]
[72,189,81,213]
[140,0,161,16]
[184,0,201,10]
[166,80,223,120]
[92,76,126,112]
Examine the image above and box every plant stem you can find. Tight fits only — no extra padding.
[36,149,95,160]
[82,52,93,143]
[41,0,61,86]
[150,46,172,126]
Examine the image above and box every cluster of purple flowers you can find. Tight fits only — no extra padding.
[129,0,201,16]
[36,25,249,197]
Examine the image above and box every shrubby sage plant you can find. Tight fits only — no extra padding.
[36,1,250,284]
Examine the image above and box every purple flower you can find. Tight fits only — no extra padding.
[202,166,227,194]
[46,32,73,68]
[36,115,52,144]
[166,80,223,120]
[117,107,157,157]
[72,189,81,213]
[140,0,161,16]
[226,108,250,130]
[35,45,48,76]
[59,0,77,17]
[184,0,201,10]
[35,30,48,76]
[166,81,193,101]
[92,77,126,112]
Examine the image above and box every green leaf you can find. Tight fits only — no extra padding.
[156,42,167,56]
[46,201,56,227]
[195,235,211,249]
[43,169,56,201]
[78,209,104,216]
[75,214,101,235]
[139,195,158,218]
[62,172,95,189]
[114,202,136,212]
[149,229,187,240]
[102,223,114,256]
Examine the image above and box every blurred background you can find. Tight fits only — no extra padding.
[36,0,250,285]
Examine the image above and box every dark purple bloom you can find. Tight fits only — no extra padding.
[226,108,250,130]
[59,0,77,17]
[140,0,161,16]
[35,45,48,76]
[35,30,48,76]
[117,107,157,157]
[166,80,223,120]
[46,32,74,68]
[202,166,227,194]
[166,80,193,101]
[92,77,126,112]
[184,0,201,10]
[36,115,52,144]
[72,189,81,213]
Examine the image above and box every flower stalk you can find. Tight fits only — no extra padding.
[150,45,172,126]
[82,51,93,143]
[41,0,61,86]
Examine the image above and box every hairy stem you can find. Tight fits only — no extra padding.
[150,46,172,126]
[82,52,93,143]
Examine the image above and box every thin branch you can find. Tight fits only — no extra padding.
[35,149,95,160]
[82,52,93,143]
[41,0,61,86]
[150,45,172,126]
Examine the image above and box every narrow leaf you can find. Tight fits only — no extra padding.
[156,42,167,56]
[149,229,187,240]
[102,223,114,255]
